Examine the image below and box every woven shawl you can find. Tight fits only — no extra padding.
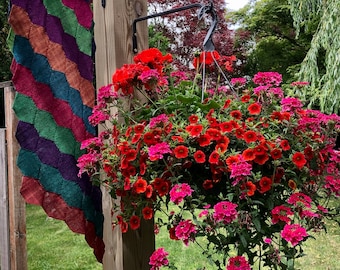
[8,0,105,262]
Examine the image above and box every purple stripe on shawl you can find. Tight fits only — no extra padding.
[12,0,93,81]
[16,121,102,211]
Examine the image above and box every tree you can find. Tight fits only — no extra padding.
[288,0,340,114]
[0,0,12,82]
[230,0,315,81]
[147,0,234,68]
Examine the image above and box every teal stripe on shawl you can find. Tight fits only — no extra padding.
[17,148,103,237]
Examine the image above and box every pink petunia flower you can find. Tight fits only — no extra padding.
[148,142,171,160]
[175,219,197,246]
[213,201,238,224]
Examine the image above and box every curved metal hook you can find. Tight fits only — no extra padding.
[198,1,218,51]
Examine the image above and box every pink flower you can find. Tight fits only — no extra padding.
[281,97,303,112]
[213,201,238,224]
[231,77,247,86]
[169,183,193,204]
[149,114,169,128]
[226,255,251,270]
[229,156,252,185]
[175,219,197,246]
[287,192,312,208]
[148,142,171,160]
[253,71,282,86]
[281,224,308,246]
[271,205,293,224]
[149,247,169,270]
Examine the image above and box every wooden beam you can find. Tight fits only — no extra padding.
[93,1,151,270]
[4,85,27,270]
[0,128,10,270]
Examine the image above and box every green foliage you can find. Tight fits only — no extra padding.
[230,0,314,82]
[288,0,340,114]
[148,25,170,55]
[26,204,102,270]
[0,0,12,82]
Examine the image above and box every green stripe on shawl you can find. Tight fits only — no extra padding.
[43,0,93,56]
[13,93,84,158]
[17,148,103,236]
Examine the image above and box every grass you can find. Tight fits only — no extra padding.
[26,203,340,269]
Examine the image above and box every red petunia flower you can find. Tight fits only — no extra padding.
[197,134,212,147]
[134,178,148,193]
[292,152,307,169]
[259,176,273,193]
[225,155,239,168]
[193,150,206,163]
[223,99,231,109]
[254,145,267,156]
[134,124,145,134]
[143,132,156,146]
[220,121,234,133]
[188,114,199,124]
[280,140,291,151]
[242,148,256,161]
[125,149,137,161]
[241,94,251,103]
[230,110,242,119]
[208,151,220,164]
[235,128,245,139]
[142,206,154,220]
[129,215,141,230]
[243,130,258,144]
[186,124,203,137]
[157,181,170,197]
[270,148,282,160]
[254,153,269,165]
[206,128,221,141]
[248,103,262,115]
[174,145,189,159]
[243,181,257,196]
[203,179,214,190]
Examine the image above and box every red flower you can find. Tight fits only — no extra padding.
[271,111,283,121]
[143,132,156,146]
[157,181,170,197]
[120,221,128,233]
[197,134,212,147]
[292,152,307,169]
[192,50,220,68]
[242,148,256,161]
[129,215,141,230]
[241,94,251,103]
[215,143,228,153]
[133,178,148,194]
[203,179,214,190]
[243,181,257,196]
[193,150,206,163]
[270,148,282,160]
[206,128,221,141]
[243,130,257,144]
[230,110,242,119]
[145,184,153,198]
[134,124,145,134]
[248,103,262,115]
[254,153,269,165]
[186,124,203,137]
[174,145,189,159]
[208,151,220,164]
[169,227,179,240]
[280,140,291,151]
[226,155,239,168]
[125,149,137,161]
[171,135,184,142]
[234,128,244,139]
[142,206,153,220]
[254,145,267,156]
[223,99,231,109]
[188,114,199,124]
[131,134,141,144]
[220,121,234,133]
[259,176,272,193]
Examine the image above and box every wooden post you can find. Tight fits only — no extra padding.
[0,128,10,270]
[93,1,152,270]
[3,82,27,270]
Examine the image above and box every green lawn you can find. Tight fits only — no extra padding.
[26,203,340,269]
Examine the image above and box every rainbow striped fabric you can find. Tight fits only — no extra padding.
[8,0,105,261]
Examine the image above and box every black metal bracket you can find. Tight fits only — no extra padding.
[132,1,217,53]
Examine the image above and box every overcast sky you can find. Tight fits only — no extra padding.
[226,0,249,10]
